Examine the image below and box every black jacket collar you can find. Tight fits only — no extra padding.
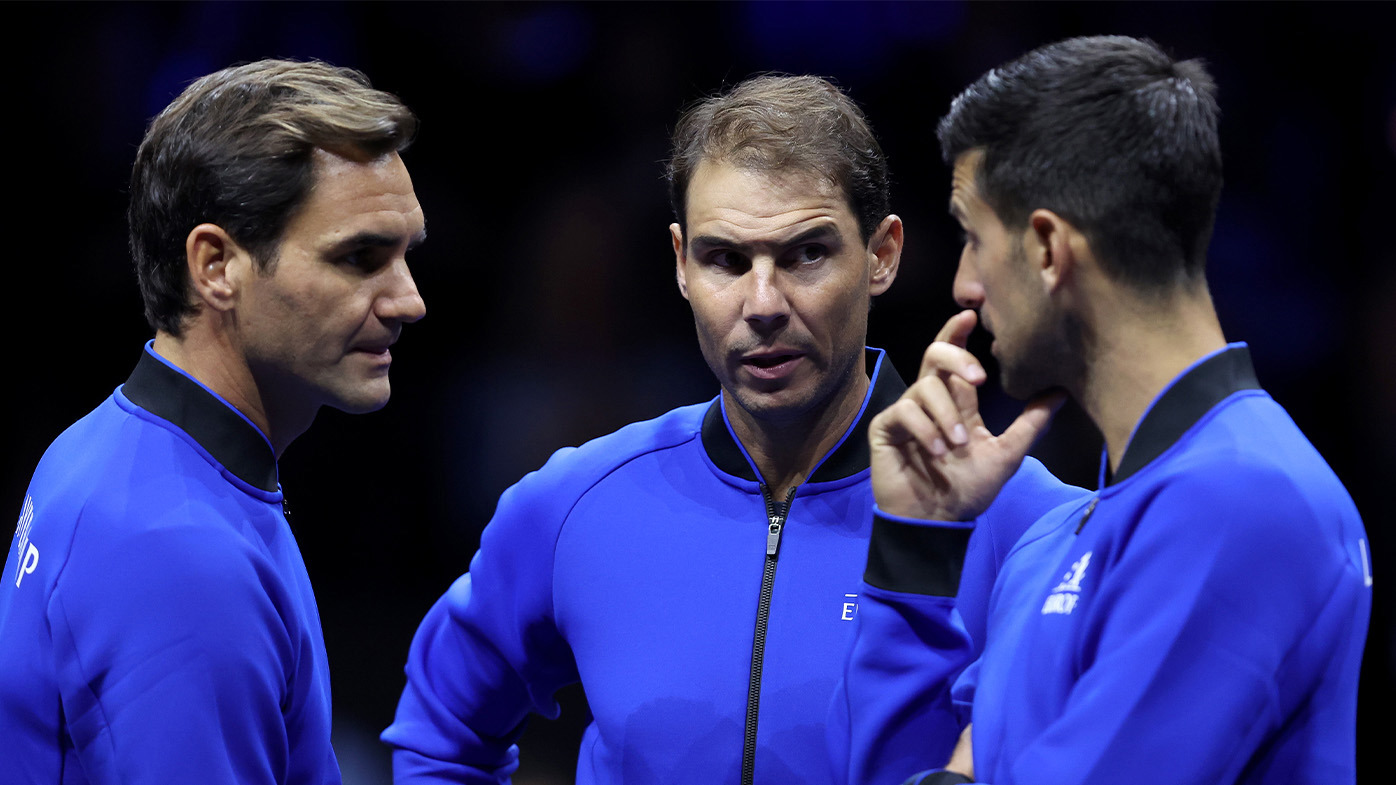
[122,344,280,492]
[701,349,907,484]
[1110,344,1261,486]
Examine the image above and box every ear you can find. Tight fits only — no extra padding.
[670,222,690,301]
[184,223,253,314]
[867,214,903,296]
[1026,209,1077,293]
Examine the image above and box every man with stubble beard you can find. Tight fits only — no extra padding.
[847,36,1370,785]
[385,75,1080,785]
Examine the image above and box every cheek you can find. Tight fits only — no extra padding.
[816,279,869,335]
[243,284,302,339]
[287,290,372,351]
[687,288,738,336]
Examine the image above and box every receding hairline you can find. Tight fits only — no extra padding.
[688,155,844,190]
[946,147,985,209]
[679,155,860,227]
[289,146,425,231]
[666,73,890,243]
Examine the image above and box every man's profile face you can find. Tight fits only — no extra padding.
[672,160,890,425]
[949,149,1069,399]
[236,149,426,416]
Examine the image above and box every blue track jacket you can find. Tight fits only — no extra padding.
[845,345,1371,785]
[0,344,339,784]
[383,350,1081,785]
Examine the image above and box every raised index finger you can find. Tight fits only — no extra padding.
[934,309,979,348]
[918,341,987,386]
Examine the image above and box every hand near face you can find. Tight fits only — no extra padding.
[870,310,1063,521]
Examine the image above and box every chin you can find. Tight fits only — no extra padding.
[999,377,1042,401]
[342,400,390,415]
[728,384,820,424]
[329,384,393,415]
[993,365,1025,400]
[999,349,1071,401]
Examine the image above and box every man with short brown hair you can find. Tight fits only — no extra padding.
[0,59,426,784]
[385,74,1077,785]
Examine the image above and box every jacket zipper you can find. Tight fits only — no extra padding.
[741,484,797,785]
[1074,496,1099,534]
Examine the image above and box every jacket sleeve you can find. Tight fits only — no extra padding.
[48,521,305,784]
[829,458,1087,785]
[967,467,1370,785]
[383,456,583,784]
[827,508,974,785]
[955,458,1089,656]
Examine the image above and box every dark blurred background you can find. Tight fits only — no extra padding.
[6,2,1393,782]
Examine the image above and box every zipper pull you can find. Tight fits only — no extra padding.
[766,516,784,557]
[1075,496,1099,534]
[761,484,797,558]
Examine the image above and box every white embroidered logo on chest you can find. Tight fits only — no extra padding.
[1041,551,1092,615]
[841,593,858,621]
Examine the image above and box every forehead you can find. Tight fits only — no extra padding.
[949,148,987,219]
[285,149,424,242]
[684,159,855,240]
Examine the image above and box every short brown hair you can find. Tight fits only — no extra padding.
[666,74,890,241]
[129,59,418,335]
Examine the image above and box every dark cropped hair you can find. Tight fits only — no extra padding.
[666,74,890,242]
[938,36,1222,290]
[129,59,418,335]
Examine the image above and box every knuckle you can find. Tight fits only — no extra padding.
[920,343,951,370]
[911,376,940,395]
[892,397,918,416]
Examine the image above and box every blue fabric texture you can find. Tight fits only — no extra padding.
[845,345,1371,785]
[829,466,1084,785]
[382,350,1066,784]
[0,344,339,784]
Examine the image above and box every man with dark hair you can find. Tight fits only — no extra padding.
[0,59,425,783]
[384,74,1078,785]
[845,36,1370,784]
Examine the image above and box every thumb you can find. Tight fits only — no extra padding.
[998,390,1066,460]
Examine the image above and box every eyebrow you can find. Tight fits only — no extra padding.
[689,223,844,253]
[327,228,428,255]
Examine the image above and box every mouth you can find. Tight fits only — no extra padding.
[740,351,806,380]
[746,353,798,368]
[351,342,395,363]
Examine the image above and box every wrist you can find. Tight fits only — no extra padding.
[864,510,973,597]
[871,504,975,526]
[872,493,981,522]
[903,770,973,785]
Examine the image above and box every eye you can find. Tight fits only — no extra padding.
[793,244,827,265]
[338,248,388,272]
[707,249,748,270]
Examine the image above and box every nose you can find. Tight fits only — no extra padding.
[952,247,984,311]
[742,261,789,333]
[377,258,426,324]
